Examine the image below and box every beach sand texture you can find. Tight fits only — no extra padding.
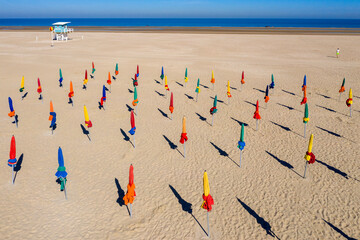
[0,31,359,239]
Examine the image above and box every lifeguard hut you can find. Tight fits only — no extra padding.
[52,22,73,41]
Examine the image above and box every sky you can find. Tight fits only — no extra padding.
[0,0,359,18]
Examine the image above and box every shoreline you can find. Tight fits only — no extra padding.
[1,26,360,35]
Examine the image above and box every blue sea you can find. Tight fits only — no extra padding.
[0,18,359,28]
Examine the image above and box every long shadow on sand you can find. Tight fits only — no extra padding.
[323,219,357,240]
[154,79,161,85]
[120,128,134,148]
[253,88,265,93]
[230,117,249,126]
[265,151,302,178]
[169,185,208,236]
[316,104,337,113]
[163,135,184,157]
[115,178,125,207]
[175,81,184,87]
[316,126,342,138]
[13,154,24,183]
[316,159,358,181]
[270,121,302,137]
[210,96,224,103]
[237,198,280,239]
[126,104,133,112]
[282,89,297,96]
[158,108,169,119]
[277,103,295,111]
[316,92,332,99]
[184,93,194,100]
[155,90,165,97]
[80,124,91,141]
[210,142,239,167]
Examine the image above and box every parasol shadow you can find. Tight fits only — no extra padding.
[21,92,28,100]
[128,88,133,93]
[115,178,125,207]
[163,135,184,157]
[277,103,295,111]
[323,219,357,240]
[316,92,332,99]
[154,79,161,85]
[210,142,239,167]
[126,104,133,112]
[200,84,209,89]
[13,153,24,183]
[281,89,297,96]
[265,151,302,178]
[158,108,169,119]
[155,90,165,97]
[175,81,183,87]
[270,121,303,138]
[210,96,224,103]
[230,117,248,126]
[80,124,91,141]
[184,93,194,100]
[120,128,134,148]
[169,185,207,236]
[253,88,265,93]
[316,159,359,181]
[237,198,280,239]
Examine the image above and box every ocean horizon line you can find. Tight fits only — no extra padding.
[1,18,360,28]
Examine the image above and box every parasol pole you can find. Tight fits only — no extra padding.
[184,142,186,158]
[256,119,259,131]
[196,93,198,102]
[240,150,242,168]
[211,114,214,126]
[304,123,307,138]
[130,203,132,218]
[350,105,352,117]
[207,211,210,238]
[303,161,308,179]
[63,178,68,200]
[12,165,14,184]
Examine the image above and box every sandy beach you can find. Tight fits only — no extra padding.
[0,30,359,239]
